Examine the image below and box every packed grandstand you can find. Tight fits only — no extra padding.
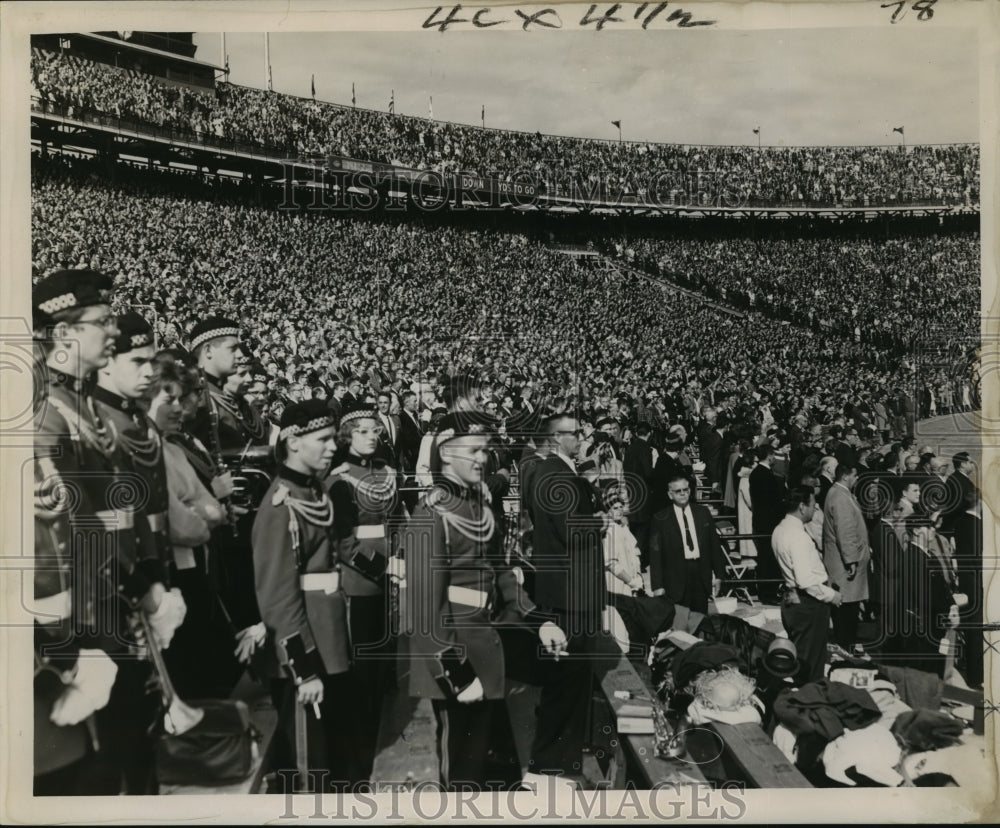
[27,31,986,799]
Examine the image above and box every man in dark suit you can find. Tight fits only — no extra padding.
[623,422,655,567]
[944,452,978,533]
[749,444,787,603]
[396,389,423,512]
[648,471,728,613]
[953,492,983,688]
[397,390,423,472]
[651,433,698,511]
[698,408,726,496]
[526,414,606,784]
[374,389,401,466]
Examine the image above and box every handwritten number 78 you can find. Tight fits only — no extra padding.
[881,0,937,23]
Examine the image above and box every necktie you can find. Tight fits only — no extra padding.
[683,509,695,554]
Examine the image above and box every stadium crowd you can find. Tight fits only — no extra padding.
[32,154,946,440]
[31,47,979,208]
[30,147,984,796]
[616,234,980,349]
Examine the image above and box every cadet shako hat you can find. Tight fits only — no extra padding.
[188,315,241,351]
[33,269,114,329]
[279,399,336,442]
[112,311,154,355]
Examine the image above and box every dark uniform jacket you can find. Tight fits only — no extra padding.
[327,451,403,598]
[252,466,350,681]
[92,386,171,575]
[35,370,161,649]
[190,373,269,456]
[33,453,90,776]
[403,477,528,700]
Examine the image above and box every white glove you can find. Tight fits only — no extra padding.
[234,622,266,663]
[211,471,235,500]
[456,676,485,704]
[538,622,568,659]
[386,556,406,583]
[50,649,118,726]
[146,588,187,650]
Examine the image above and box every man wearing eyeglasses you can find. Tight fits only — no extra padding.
[524,414,607,787]
[648,472,728,614]
[32,270,173,794]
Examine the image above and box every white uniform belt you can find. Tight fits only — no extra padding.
[300,571,340,594]
[146,511,168,533]
[29,589,72,623]
[95,508,134,530]
[448,585,490,610]
[355,524,385,539]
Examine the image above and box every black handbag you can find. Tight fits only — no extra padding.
[142,615,259,787]
[155,698,258,786]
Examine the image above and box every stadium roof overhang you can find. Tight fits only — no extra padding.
[77,33,223,71]
[30,106,979,221]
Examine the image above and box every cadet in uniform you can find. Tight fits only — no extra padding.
[252,400,367,792]
[402,410,530,789]
[325,405,404,780]
[188,315,269,664]
[32,270,185,794]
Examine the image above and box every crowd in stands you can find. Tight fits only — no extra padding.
[31,48,979,209]
[614,234,979,349]
[32,154,967,444]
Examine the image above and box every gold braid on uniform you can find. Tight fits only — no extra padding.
[106,418,162,468]
[272,484,334,563]
[426,487,496,543]
[337,468,397,507]
[47,397,115,460]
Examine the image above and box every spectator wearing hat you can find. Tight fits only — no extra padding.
[33,270,177,795]
[252,399,365,792]
[401,411,528,789]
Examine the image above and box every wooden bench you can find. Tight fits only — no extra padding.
[596,655,708,788]
[707,722,812,788]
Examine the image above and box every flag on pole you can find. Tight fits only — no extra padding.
[389,89,394,114]
[892,126,904,134]
[267,64,273,91]
[429,95,433,119]
[481,104,485,127]
[752,127,760,135]
[611,120,621,129]
[311,74,316,98]
[352,82,356,107]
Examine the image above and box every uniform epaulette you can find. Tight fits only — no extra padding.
[424,484,449,512]
[272,483,291,506]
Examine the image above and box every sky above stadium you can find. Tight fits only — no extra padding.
[192,26,979,147]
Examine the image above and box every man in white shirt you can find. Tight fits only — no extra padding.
[773,487,842,684]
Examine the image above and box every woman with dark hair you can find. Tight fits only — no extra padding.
[325,406,404,781]
[146,352,246,699]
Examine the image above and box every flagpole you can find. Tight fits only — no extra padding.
[264,32,271,91]
[481,105,485,128]
[352,82,356,108]
[220,33,227,78]
[757,127,761,149]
